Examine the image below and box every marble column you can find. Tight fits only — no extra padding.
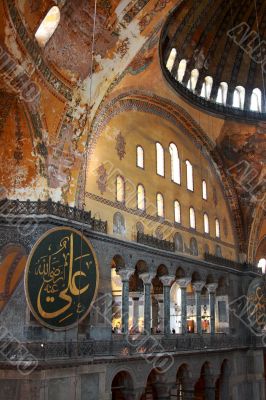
[160,276,175,335]
[192,281,205,334]
[130,291,142,332]
[139,273,154,334]
[176,278,191,334]
[117,269,134,334]
[206,283,218,335]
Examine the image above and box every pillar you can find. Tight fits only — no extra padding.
[154,294,164,333]
[117,269,134,334]
[206,283,218,335]
[130,292,142,333]
[192,281,205,334]
[139,273,154,334]
[160,276,175,335]
[176,278,191,334]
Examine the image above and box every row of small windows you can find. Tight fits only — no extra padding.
[116,176,220,237]
[166,50,263,112]
[137,144,206,195]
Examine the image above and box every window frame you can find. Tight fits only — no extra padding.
[203,212,210,234]
[174,200,181,224]
[156,192,165,218]
[136,145,144,169]
[186,160,194,191]
[116,175,125,203]
[215,218,220,239]
[137,183,146,211]
[155,142,165,177]
[169,142,181,185]
[189,206,196,230]
[202,179,207,200]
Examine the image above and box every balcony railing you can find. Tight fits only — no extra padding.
[0,198,107,234]
[137,232,175,252]
[204,253,259,273]
[0,334,259,363]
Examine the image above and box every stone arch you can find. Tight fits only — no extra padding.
[111,369,135,400]
[86,90,242,253]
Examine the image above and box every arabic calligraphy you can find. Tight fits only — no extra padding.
[247,278,266,332]
[25,227,98,330]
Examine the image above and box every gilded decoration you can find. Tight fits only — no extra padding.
[24,227,99,330]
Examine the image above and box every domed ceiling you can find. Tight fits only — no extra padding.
[161,0,266,117]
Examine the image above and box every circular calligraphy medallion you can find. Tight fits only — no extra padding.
[24,227,99,330]
[247,277,266,333]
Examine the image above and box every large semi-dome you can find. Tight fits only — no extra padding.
[161,0,266,120]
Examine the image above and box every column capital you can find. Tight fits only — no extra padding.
[129,291,143,300]
[206,283,218,293]
[192,281,205,292]
[176,277,191,288]
[160,275,175,286]
[139,272,154,285]
[117,268,134,281]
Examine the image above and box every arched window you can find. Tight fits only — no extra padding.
[258,258,266,274]
[116,176,125,203]
[202,180,207,200]
[174,233,183,252]
[216,82,228,105]
[174,200,181,224]
[177,59,187,82]
[166,48,177,72]
[156,142,164,176]
[215,218,220,238]
[186,160,193,191]
[189,207,196,229]
[169,143,180,184]
[204,213,209,234]
[35,6,60,47]
[137,184,145,211]
[200,76,213,100]
[187,69,199,91]
[233,86,245,109]
[157,193,164,218]
[250,88,262,112]
[136,145,144,168]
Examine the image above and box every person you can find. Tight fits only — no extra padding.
[172,328,176,334]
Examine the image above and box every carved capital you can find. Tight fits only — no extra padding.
[139,272,154,285]
[192,281,205,292]
[206,283,218,293]
[117,268,134,282]
[160,275,175,287]
[176,277,191,288]
[129,291,143,300]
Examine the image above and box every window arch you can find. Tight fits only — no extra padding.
[189,207,196,229]
[215,218,220,238]
[166,48,177,72]
[186,160,194,191]
[35,6,60,47]
[116,176,125,203]
[233,86,245,109]
[136,145,144,168]
[174,200,181,224]
[187,69,199,91]
[156,142,164,176]
[200,76,213,100]
[157,193,164,218]
[250,88,262,112]
[202,180,207,200]
[216,82,228,105]
[177,59,187,82]
[137,184,145,211]
[258,258,266,274]
[169,143,180,184]
[204,213,209,234]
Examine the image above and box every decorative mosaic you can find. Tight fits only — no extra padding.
[96,164,108,194]
[5,0,73,101]
[115,132,126,160]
